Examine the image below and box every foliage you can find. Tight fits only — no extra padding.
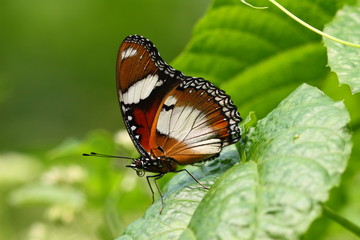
[0,131,151,239]
[323,2,360,94]
[118,84,351,240]
[1,0,360,240]
[117,0,360,239]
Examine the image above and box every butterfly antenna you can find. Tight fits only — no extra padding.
[82,152,134,160]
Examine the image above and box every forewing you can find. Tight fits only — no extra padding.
[117,35,182,156]
[150,77,242,164]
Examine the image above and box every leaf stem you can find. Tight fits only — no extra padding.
[266,0,360,48]
[323,205,360,237]
[240,0,268,9]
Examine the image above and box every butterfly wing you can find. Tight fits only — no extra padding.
[116,35,182,156]
[117,35,241,164]
[150,77,242,164]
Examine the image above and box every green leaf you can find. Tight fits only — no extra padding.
[323,3,360,94]
[236,111,258,160]
[117,84,351,239]
[321,71,360,126]
[245,84,351,185]
[180,84,351,240]
[240,111,258,134]
[304,128,360,239]
[172,0,354,119]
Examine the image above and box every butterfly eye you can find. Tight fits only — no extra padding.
[136,170,145,177]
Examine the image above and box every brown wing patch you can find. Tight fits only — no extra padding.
[117,40,159,92]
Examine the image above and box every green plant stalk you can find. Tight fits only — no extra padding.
[241,0,268,9]
[323,205,360,237]
[267,0,360,48]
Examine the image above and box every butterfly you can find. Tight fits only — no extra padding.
[84,35,242,210]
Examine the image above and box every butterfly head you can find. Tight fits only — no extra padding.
[126,159,147,177]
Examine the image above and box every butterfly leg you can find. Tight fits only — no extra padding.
[174,169,209,190]
[146,173,165,212]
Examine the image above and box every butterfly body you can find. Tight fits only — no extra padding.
[128,156,178,174]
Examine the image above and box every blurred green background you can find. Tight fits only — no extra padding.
[2,1,359,240]
[0,0,210,152]
[0,0,210,239]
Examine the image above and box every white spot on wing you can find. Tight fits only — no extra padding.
[122,74,159,104]
[164,96,177,106]
[157,109,171,135]
[183,139,222,154]
[157,96,177,135]
[121,47,138,59]
[155,79,164,87]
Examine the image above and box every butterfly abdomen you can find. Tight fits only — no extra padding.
[131,157,178,173]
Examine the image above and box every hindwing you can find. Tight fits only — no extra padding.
[150,77,241,164]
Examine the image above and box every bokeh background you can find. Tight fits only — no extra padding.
[0,0,210,239]
[0,0,210,152]
[2,1,359,240]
